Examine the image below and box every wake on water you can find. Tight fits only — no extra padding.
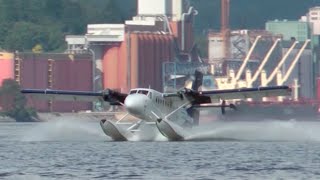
[21,118,107,142]
[185,119,320,142]
[21,116,320,142]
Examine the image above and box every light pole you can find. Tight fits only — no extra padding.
[84,36,97,111]
[84,36,96,93]
[87,48,96,93]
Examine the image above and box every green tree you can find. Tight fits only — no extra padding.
[194,36,208,58]
[32,44,43,53]
[100,0,123,23]
[4,22,48,51]
[61,1,86,34]
[0,0,136,52]
[0,79,38,122]
[44,0,63,19]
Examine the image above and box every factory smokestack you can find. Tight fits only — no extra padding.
[221,0,231,68]
[221,0,230,32]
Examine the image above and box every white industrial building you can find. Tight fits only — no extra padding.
[301,6,320,35]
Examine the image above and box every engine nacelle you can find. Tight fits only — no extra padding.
[101,89,127,105]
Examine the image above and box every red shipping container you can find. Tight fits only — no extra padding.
[0,53,14,86]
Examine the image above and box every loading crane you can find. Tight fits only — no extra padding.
[277,39,310,85]
[246,38,281,88]
[234,36,261,81]
[276,39,310,101]
[215,36,272,89]
[260,41,299,86]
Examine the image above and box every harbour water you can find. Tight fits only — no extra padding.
[1,119,320,179]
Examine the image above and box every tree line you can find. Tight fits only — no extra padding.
[0,79,37,122]
[0,0,317,53]
[0,0,135,52]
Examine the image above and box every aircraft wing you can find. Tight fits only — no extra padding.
[21,89,127,105]
[176,85,291,104]
[199,86,291,101]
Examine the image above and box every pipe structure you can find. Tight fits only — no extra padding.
[221,0,230,32]
[276,71,284,101]
[260,70,267,87]
[221,0,230,58]
[181,6,198,51]
[279,39,311,85]
[293,79,300,101]
[235,35,261,81]
[245,69,252,83]
[247,38,281,87]
[264,41,299,86]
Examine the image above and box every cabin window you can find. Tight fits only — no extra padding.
[148,92,153,99]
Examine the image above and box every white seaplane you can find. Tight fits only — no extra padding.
[21,71,291,141]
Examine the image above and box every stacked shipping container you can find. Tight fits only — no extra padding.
[19,54,50,111]
[17,53,93,112]
[50,59,93,112]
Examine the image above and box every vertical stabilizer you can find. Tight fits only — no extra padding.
[191,70,203,91]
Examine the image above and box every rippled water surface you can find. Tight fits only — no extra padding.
[1,120,320,179]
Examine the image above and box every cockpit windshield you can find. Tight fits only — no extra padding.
[138,90,149,95]
[129,90,137,94]
[129,89,150,96]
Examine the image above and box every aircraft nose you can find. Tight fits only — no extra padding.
[124,94,148,116]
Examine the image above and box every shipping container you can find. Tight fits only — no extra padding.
[19,54,50,112]
[0,52,14,86]
[18,53,93,112]
[51,59,93,112]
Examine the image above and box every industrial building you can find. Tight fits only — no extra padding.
[201,2,319,102]
[65,0,198,94]
[301,6,320,36]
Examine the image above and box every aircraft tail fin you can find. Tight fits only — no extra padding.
[191,70,203,91]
